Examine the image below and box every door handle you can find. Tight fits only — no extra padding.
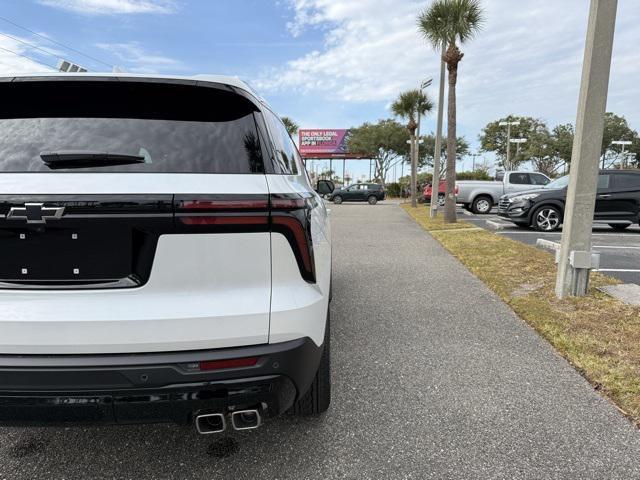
[598,194,612,198]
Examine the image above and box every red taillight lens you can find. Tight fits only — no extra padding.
[270,194,316,283]
[199,356,259,371]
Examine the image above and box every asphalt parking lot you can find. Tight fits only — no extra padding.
[459,207,640,284]
[1,202,639,480]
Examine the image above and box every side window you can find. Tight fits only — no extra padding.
[530,173,550,185]
[509,173,531,184]
[597,174,610,189]
[264,112,299,175]
[612,174,640,190]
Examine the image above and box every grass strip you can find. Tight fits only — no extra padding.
[402,204,640,426]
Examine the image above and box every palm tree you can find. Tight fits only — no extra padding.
[392,89,433,207]
[281,116,299,138]
[418,0,484,222]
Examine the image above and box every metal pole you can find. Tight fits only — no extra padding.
[343,159,346,186]
[556,0,617,298]
[506,123,512,169]
[329,159,333,181]
[411,107,421,208]
[430,57,446,218]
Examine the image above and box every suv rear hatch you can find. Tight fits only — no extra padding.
[0,78,273,354]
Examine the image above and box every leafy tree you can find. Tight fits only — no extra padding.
[347,119,410,185]
[281,116,299,138]
[479,115,549,170]
[391,89,433,206]
[418,133,469,175]
[418,0,485,223]
[600,113,638,168]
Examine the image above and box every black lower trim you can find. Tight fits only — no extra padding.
[0,337,323,426]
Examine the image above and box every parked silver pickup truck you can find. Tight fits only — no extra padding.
[457,171,550,214]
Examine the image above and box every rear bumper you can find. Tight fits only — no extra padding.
[0,337,323,426]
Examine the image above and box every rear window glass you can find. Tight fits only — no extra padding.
[0,80,264,174]
[509,173,531,184]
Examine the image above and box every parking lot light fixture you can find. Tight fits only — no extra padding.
[510,138,527,158]
[612,140,632,168]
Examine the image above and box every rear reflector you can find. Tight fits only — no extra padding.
[199,357,259,371]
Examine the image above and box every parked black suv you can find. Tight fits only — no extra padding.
[498,170,640,231]
[328,183,386,205]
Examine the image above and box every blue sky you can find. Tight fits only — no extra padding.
[0,0,638,181]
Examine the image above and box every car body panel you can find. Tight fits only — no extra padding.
[457,171,550,205]
[498,171,640,228]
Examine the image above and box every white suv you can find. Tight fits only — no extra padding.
[0,73,333,433]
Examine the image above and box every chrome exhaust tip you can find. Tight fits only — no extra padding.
[231,409,262,431]
[195,413,226,434]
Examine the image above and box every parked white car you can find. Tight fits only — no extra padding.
[457,171,551,214]
[0,73,333,433]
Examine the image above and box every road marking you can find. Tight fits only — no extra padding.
[496,231,640,237]
[486,220,508,230]
[595,269,640,273]
[594,246,640,250]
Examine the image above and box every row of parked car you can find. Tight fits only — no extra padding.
[424,170,640,231]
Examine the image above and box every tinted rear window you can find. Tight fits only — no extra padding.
[0,80,264,174]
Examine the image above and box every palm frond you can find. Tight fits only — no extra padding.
[418,0,485,49]
[392,89,434,125]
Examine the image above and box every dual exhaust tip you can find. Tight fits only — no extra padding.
[195,409,262,435]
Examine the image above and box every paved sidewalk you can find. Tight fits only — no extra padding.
[0,203,638,479]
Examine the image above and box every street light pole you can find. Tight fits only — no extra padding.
[470,152,482,171]
[499,120,520,169]
[555,0,617,299]
[410,78,433,208]
[431,55,446,218]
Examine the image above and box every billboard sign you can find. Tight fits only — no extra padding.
[299,129,351,156]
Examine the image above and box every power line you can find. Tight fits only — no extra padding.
[0,31,61,61]
[0,15,112,69]
[0,44,58,70]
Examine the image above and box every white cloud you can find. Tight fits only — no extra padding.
[0,33,56,75]
[38,0,176,15]
[95,42,181,73]
[257,0,640,136]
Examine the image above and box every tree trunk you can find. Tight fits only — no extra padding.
[443,44,464,223]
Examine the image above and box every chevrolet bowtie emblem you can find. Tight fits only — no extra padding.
[7,203,65,224]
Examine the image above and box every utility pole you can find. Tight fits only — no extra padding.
[430,54,446,218]
[499,120,520,169]
[556,0,617,299]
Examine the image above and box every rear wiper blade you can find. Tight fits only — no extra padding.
[40,151,146,169]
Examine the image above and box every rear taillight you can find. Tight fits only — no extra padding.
[270,194,316,283]
[174,193,316,283]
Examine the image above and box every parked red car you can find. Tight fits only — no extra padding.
[423,181,458,205]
